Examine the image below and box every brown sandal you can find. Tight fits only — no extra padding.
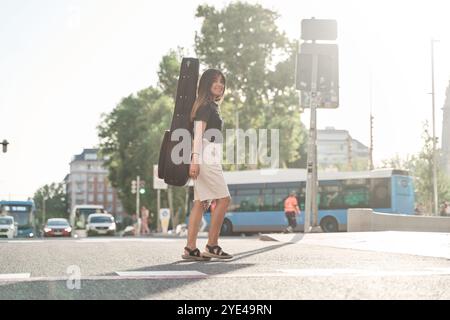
[181,246,211,261]
[203,244,233,259]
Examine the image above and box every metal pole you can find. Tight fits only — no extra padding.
[157,189,161,232]
[235,106,239,171]
[42,197,46,227]
[311,48,319,228]
[304,51,319,232]
[136,175,140,235]
[369,72,374,170]
[431,39,439,216]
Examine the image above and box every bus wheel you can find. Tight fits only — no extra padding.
[220,219,233,236]
[320,216,339,233]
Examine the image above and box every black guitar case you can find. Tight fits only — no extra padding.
[158,58,199,186]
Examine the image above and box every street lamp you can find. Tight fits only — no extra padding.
[431,38,439,216]
[1,140,8,153]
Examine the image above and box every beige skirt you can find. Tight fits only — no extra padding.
[193,138,230,202]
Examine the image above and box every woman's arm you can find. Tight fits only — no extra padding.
[190,120,207,180]
[192,120,207,163]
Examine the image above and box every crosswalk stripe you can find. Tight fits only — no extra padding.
[2,267,450,283]
[77,238,176,243]
[115,271,207,279]
[0,273,31,280]
[6,240,44,243]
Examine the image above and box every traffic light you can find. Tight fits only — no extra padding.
[131,180,137,194]
[139,180,145,194]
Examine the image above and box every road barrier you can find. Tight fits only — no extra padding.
[348,209,450,232]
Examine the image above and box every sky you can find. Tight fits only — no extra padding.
[1,0,450,199]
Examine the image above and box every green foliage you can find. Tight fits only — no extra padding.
[33,183,67,223]
[380,122,450,212]
[97,86,173,215]
[96,2,310,220]
[194,2,306,169]
[157,48,186,99]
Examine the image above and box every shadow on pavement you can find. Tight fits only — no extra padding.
[0,243,295,300]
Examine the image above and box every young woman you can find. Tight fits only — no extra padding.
[181,69,233,261]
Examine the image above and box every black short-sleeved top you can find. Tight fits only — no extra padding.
[193,101,223,142]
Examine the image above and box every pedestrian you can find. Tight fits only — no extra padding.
[439,201,447,216]
[140,206,150,235]
[182,69,232,261]
[283,191,300,233]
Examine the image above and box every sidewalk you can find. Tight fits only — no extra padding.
[259,231,450,259]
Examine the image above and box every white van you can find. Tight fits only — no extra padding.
[86,213,116,236]
[70,205,107,229]
[0,215,16,239]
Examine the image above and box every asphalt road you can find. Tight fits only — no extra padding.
[0,231,449,300]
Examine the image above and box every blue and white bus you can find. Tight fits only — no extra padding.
[187,168,415,234]
[0,200,36,238]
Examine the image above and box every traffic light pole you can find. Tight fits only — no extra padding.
[304,51,319,232]
[136,175,140,236]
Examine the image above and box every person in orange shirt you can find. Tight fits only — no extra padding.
[284,191,300,233]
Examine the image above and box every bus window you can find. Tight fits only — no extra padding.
[339,179,370,208]
[369,178,391,208]
[273,188,289,211]
[233,188,261,212]
[261,188,274,211]
[342,186,369,208]
[318,184,344,210]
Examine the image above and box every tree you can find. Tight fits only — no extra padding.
[194,2,307,169]
[380,122,450,213]
[157,48,187,99]
[97,86,173,216]
[33,183,67,225]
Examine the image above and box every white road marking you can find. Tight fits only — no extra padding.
[115,271,207,279]
[1,267,449,283]
[77,238,176,243]
[0,273,31,280]
[6,240,44,243]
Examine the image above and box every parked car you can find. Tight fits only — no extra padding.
[0,215,16,239]
[86,213,116,236]
[43,218,72,237]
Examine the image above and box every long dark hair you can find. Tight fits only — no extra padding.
[190,69,226,122]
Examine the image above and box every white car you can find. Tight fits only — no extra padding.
[0,215,16,239]
[86,213,116,236]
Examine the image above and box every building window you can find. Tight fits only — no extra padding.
[98,194,104,202]
[76,183,84,193]
[98,183,104,192]
[107,194,113,202]
[85,153,97,161]
[88,194,94,202]
[88,183,94,192]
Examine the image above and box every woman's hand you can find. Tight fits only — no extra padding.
[189,163,200,179]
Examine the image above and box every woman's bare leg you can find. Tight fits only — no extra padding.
[207,196,231,246]
[186,200,205,250]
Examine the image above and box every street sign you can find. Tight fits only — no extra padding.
[159,208,170,233]
[296,43,339,108]
[301,19,337,41]
[153,165,168,190]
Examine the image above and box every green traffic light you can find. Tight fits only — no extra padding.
[139,188,145,194]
